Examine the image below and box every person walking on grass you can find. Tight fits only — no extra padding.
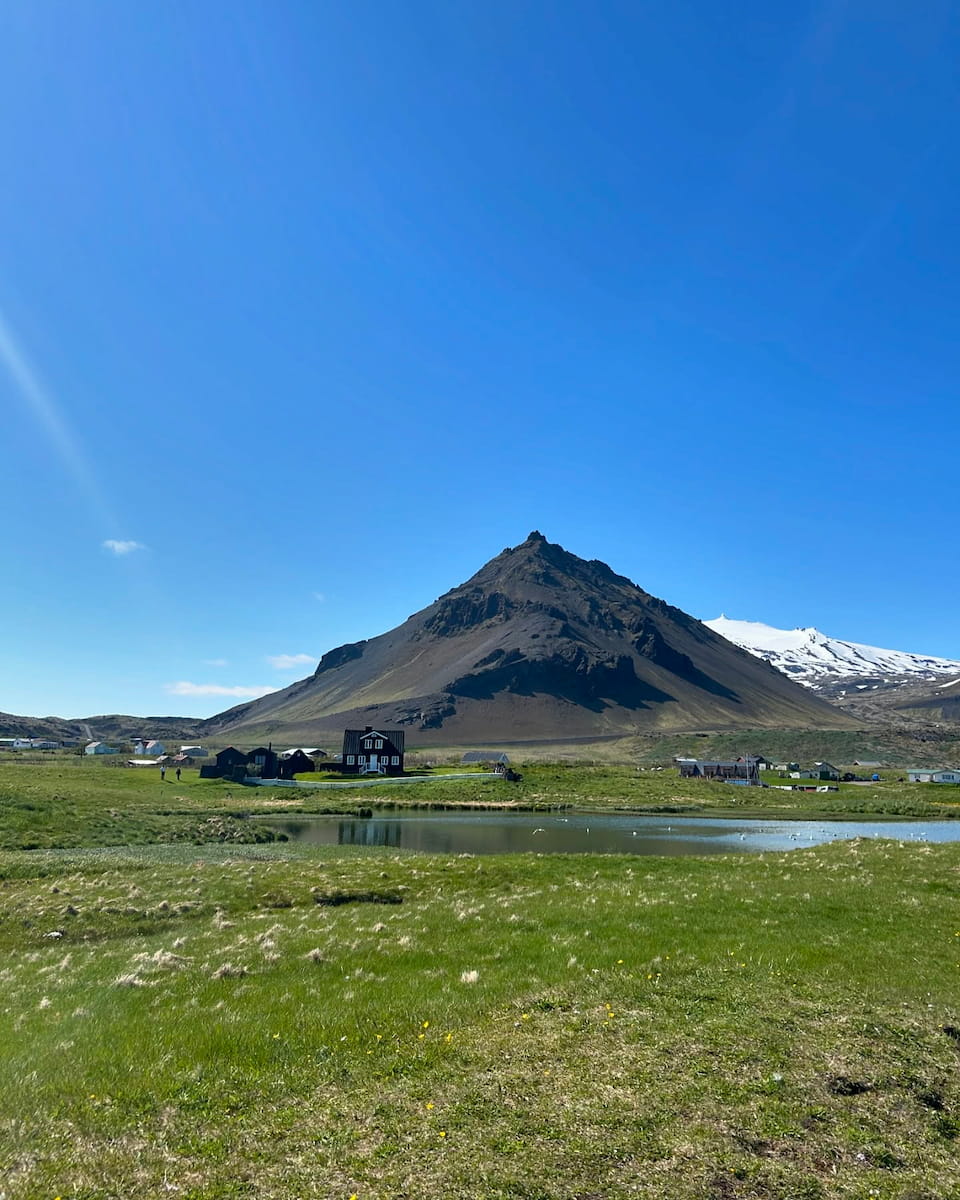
[175,766,181,782]
[160,765,166,782]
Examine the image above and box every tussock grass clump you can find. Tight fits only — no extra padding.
[1,837,960,1197]
[312,889,403,907]
[211,961,247,980]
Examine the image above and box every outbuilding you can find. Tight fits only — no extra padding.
[279,749,316,778]
[84,741,117,755]
[247,746,280,779]
[906,768,960,784]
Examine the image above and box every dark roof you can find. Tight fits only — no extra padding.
[342,728,406,756]
[216,746,247,762]
[461,751,510,764]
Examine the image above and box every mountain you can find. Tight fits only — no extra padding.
[204,532,855,746]
[704,616,960,698]
[885,675,960,726]
[0,712,201,743]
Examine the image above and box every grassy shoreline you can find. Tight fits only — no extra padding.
[3,760,960,854]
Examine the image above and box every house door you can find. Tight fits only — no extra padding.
[368,754,378,773]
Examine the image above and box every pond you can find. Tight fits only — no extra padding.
[267,809,960,857]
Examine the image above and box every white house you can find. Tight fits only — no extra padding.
[84,741,117,755]
[179,745,209,757]
[907,768,960,784]
[145,740,165,755]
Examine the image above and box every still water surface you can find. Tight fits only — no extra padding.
[270,809,960,857]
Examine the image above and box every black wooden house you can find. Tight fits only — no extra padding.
[341,727,405,775]
[199,746,250,780]
[246,746,280,779]
[279,749,315,779]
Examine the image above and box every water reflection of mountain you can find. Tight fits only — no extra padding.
[338,819,405,848]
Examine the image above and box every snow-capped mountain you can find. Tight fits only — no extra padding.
[704,616,960,694]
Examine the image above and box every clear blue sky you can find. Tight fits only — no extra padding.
[2,1,958,718]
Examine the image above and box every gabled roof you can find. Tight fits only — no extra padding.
[342,728,405,756]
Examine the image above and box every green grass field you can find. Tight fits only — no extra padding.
[2,839,959,1198]
[2,761,960,1197]
[1,761,959,855]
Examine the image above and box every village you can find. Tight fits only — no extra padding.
[4,733,958,788]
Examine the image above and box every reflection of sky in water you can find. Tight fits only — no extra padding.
[273,811,960,857]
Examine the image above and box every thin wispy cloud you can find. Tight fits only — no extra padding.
[313,592,326,602]
[165,681,279,699]
[0,311,115,530]
[266,653,315,670]
[103,539,145,556]
[203,658,230,668]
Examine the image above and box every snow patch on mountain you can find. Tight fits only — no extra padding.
[705,615,960,690]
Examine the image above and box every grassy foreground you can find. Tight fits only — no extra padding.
[2,837,960,1199]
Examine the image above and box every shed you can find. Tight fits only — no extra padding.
[247,746,280,779]
[214,747,248,775]
[278,749,315,778]
[461,751,510,766]
[84,741,117,755]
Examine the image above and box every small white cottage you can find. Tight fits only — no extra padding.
[906,768,960,784]
[84,741,117,756]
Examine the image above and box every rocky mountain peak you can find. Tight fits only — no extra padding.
[203,533,856,744]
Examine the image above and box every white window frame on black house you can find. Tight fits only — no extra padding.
[391,756,399,765]
[346,755,355,765]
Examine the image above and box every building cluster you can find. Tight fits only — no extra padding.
[675,755,960,788]
[199,727,407,782]
[674,755,844,788]
[0,737,61,751]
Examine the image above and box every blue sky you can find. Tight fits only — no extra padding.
[2,0,958,718]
